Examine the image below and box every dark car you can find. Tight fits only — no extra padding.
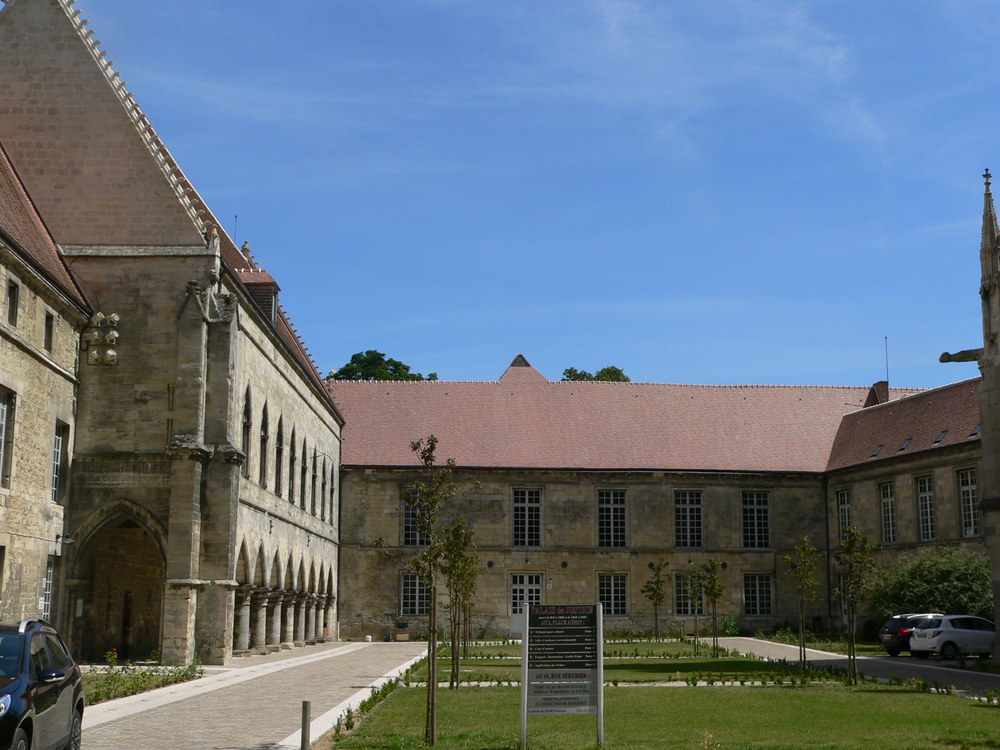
[877,612,943,656]
[0,619,83,750]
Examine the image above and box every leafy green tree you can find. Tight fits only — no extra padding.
[440,517,477,689]
[781,537,822,669]
[641,560,669,641]
[329,350,438,381]
[834,527,879,685]
[561,366,631,382]
[406,435,456,744]
[869,545,993,619]
[699,560,725,657]
[686,565,706,656]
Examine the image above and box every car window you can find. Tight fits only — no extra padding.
[45,634,72,669]
[918,617,941,628]
[0,634,22,678]
[29,633,54,678]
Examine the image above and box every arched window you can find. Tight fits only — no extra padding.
[320,457,328,521]
[311,451,318,516]
[300,438,308,509]
[241,387,252,478]
[275,417,284,497]
[288,429,297,505]
[259,404,269,487]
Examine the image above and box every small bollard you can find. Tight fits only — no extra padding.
[300,700,311,750]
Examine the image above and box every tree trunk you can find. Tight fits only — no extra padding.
[426,579,438,745]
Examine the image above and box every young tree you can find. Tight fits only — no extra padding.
[440,517,477,689]
[834,526,879,685]
[686,566,706,656]
[699,560,725,658]
[781,536,822,669]
[406,435,457,744]
[641,559,669,641]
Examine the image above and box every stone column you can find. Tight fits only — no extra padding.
[267,593,283,652]
[251,590,269,651]
[281,593,296,649]
[324,596,338,642]
[295,594,307,646]
[305,595,318,643]
[234,587,252,653]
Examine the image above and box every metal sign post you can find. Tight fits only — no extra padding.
[520,603,604,749]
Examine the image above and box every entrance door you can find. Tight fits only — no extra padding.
[509,573,542,637]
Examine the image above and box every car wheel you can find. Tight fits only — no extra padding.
[915,651,929,659]
[66,709,82,750]
[12,728,27,750]
[885,647,901,657]
[940,642,959,660]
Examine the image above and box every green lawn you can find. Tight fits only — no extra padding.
[328,684,1000,749]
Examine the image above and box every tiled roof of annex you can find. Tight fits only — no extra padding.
[826,377,980,472]
[327,356,924,473]
[0,140,88,309]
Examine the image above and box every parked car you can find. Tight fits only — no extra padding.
[877,612,943,656]
[0,619,83,750]
[910,615,996,660]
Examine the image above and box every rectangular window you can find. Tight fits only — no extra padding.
[0,389,13,488]
[744,574,772,616]
[836,489,851,540]
[401,573,429,616]
[42,557,55,620]
[674,490,703,548]
[512,488,541,547]
[916,475,936,541]
[879,482,896,544]
[958,468,981,537]
[742,490,769,548]
[510,573,542,614]
[599,574,628,616]
[43,313,54,352]
[51,422,68,503]
[6,282,18,327]
[597,489,626,548]
[674,573,704,616]
[402,492,426,547]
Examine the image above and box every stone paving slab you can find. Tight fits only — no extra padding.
[82,641,427,750]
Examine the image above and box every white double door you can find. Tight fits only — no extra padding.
[509,573,542,637]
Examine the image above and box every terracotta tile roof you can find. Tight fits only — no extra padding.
[826,378,980,472]
[0,140,88,309]
[328,358,923,473]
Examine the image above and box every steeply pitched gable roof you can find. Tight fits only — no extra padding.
[328,360,923,472]
[826,378,980,472]
[0,139,88,308]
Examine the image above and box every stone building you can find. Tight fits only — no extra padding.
[328,357,948,638]
[0,0,344,664]
[0,140,90,624]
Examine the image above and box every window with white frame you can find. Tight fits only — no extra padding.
[742,490,769,548]
[402,490,426,547]
[42,557,55,620]
[836,489,851,540]
[0,388,13,488]
[599,574,628,616]
[743,574,772,616]
[958,468,981,537]
[674,490,703,548]
[401,573,429,616]
[879,482,896,544]
[51,422,69,503]
[513,488,541,547]
[598,489,626,548]
[916,475,935,541]
[674,573,704,616]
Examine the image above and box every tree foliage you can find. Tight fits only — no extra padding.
[561,366,631,382]
[868,545,993,619]
[329,350,438,381]
[440,517,477,689]
[641,560,669,642]
[834,526,879,685]
[699,559,725,657]
[781,536,822,669]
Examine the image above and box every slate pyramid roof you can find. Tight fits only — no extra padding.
[0,139,88,309]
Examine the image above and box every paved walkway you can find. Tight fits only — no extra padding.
[82,641,427,750]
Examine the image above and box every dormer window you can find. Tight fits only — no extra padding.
[870,444,884,457]
[933,430,948,445]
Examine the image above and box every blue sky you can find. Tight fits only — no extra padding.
[79,0,992,387]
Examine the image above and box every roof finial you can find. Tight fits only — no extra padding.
[985,168,992,193]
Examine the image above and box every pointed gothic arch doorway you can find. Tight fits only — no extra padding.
[77,518,165,662]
